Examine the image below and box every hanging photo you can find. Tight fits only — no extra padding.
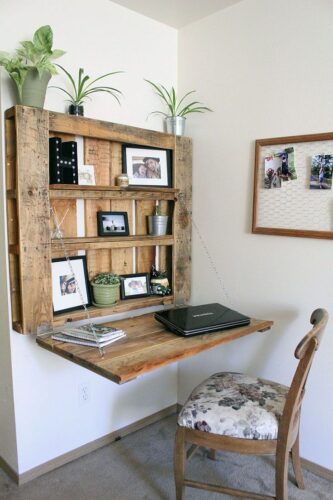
[97,211,130,236]
[310,154,333,190]
[122,144,172,187]
[264,155,281,188]
[52,256,92,314]
[120,273,150,299]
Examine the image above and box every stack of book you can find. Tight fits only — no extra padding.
[52,323,125,348]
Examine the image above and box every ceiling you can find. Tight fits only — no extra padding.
[111,0,242,28]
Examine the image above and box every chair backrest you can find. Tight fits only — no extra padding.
[278,309,328,449]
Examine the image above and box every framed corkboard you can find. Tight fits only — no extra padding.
[252,132,333,239]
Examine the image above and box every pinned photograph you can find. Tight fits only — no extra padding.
[52,256,91,314]
[310,154,333,190]
[264,155,282,188]
[97,211,129,236]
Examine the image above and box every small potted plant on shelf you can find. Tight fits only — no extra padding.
[148,204,169,236]
[0,25,65,108]
[52,65,123,116]
[145,79,212,136]
[150,266,171,296]
[91,272,120,306]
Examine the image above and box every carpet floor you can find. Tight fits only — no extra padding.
[0,414,332,499]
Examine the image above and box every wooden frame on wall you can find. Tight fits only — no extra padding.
[252,132,333,239]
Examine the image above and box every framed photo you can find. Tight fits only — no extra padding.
[51,256,92,315]
[120,273,150,299]
[97,211,130,236]
[122,144,172,187]
[78,164,96,185]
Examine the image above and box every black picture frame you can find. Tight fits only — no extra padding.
[51,256,92,315]
[120,273,150,300]
[122,143,172,188]
[97,211,130,237]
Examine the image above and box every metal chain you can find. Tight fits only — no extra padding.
[178,193,234,307]
[51,207,105,356]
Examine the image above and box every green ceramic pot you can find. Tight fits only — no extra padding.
[91,282,120,306]
[20,69,51,108]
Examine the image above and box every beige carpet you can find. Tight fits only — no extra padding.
[0,414,332,499]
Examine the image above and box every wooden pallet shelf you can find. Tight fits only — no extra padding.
[51,235,174,253]
[5,105,192,334]
[52,296,174,327]
[49,184,179,201]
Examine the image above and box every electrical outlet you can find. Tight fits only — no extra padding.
[78,383,90,405]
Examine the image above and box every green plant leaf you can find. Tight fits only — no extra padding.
[175,90,196,114]
[85,71,123,90]
[33,25,53,53]
[50,49,66,60]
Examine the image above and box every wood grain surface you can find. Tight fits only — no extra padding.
[37,314,273,384]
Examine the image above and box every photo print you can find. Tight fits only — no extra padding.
[60,274,77,295]
[97,212,129,236]
[264,155,282,188]
[122,144,172,187]
[120,273,150,299]
[310,154,333,190]
[52,256,91,314]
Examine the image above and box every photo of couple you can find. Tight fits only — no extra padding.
[133,156,161,179]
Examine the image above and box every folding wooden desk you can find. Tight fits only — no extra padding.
[36,313,273,384]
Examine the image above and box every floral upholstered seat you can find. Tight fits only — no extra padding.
[178,372,289,440]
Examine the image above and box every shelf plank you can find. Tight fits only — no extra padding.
[51,235,174,253]
[52,295,174,327]
[48,110,177,149]
[49,185,178,201]
[37,315,273,384]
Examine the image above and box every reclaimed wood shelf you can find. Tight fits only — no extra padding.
[52,296,174,327]
[5,105,192,334]
[49,185,179,201]
[37,314,273,384]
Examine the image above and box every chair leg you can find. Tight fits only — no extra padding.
[174,426,186,500]
[290,433,305,489]
[276,444,289,500]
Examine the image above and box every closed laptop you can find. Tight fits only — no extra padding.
[155,303,250,336]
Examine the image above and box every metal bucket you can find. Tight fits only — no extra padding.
[148,215,169,236]
[164,116,186,136]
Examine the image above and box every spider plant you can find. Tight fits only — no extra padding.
[145,79,212,117]
[52,65,123,108]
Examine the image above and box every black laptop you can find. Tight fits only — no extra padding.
[155,303,250,336]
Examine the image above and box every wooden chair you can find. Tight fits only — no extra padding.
[174,309,328,500]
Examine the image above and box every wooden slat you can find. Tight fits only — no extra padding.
[173,136,192,305]
[51,235,173,253]
[110,142,122,184]
[48,110,175,149]
[52,296,174,326]
[37,315,273,384]
[15,107,53,333]
[136,199,156,273]
[49,186,178,201]
[5,117,16,190]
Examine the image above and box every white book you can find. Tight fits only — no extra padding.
[52,332,126,348]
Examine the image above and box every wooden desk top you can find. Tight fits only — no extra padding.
[36,313,273,384]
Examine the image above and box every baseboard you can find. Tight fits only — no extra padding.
[301,458,333,482]
[0,456,18,484]
[0,403,178,485]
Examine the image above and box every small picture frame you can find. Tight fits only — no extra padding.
[97,211,130,237]
[120,273,150,299]
[122,144,172,187]
[78,164,96,185]
[51,256,91,315]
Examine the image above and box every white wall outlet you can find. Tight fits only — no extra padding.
[78,383,90,405]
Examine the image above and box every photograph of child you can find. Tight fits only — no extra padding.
[60,274,77,295]
[132,156,161,179]
[264,155,282,188]
[310,154,333,189]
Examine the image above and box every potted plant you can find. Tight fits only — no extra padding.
[91,272,120,306]
[150,266,171,296]
[52,65,123,116]
[145,79,212,135]
[0,25,65,108]
[148,204,169,236]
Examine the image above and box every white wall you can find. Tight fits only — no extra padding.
[178,0,333,469]
[0,0,178,474]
